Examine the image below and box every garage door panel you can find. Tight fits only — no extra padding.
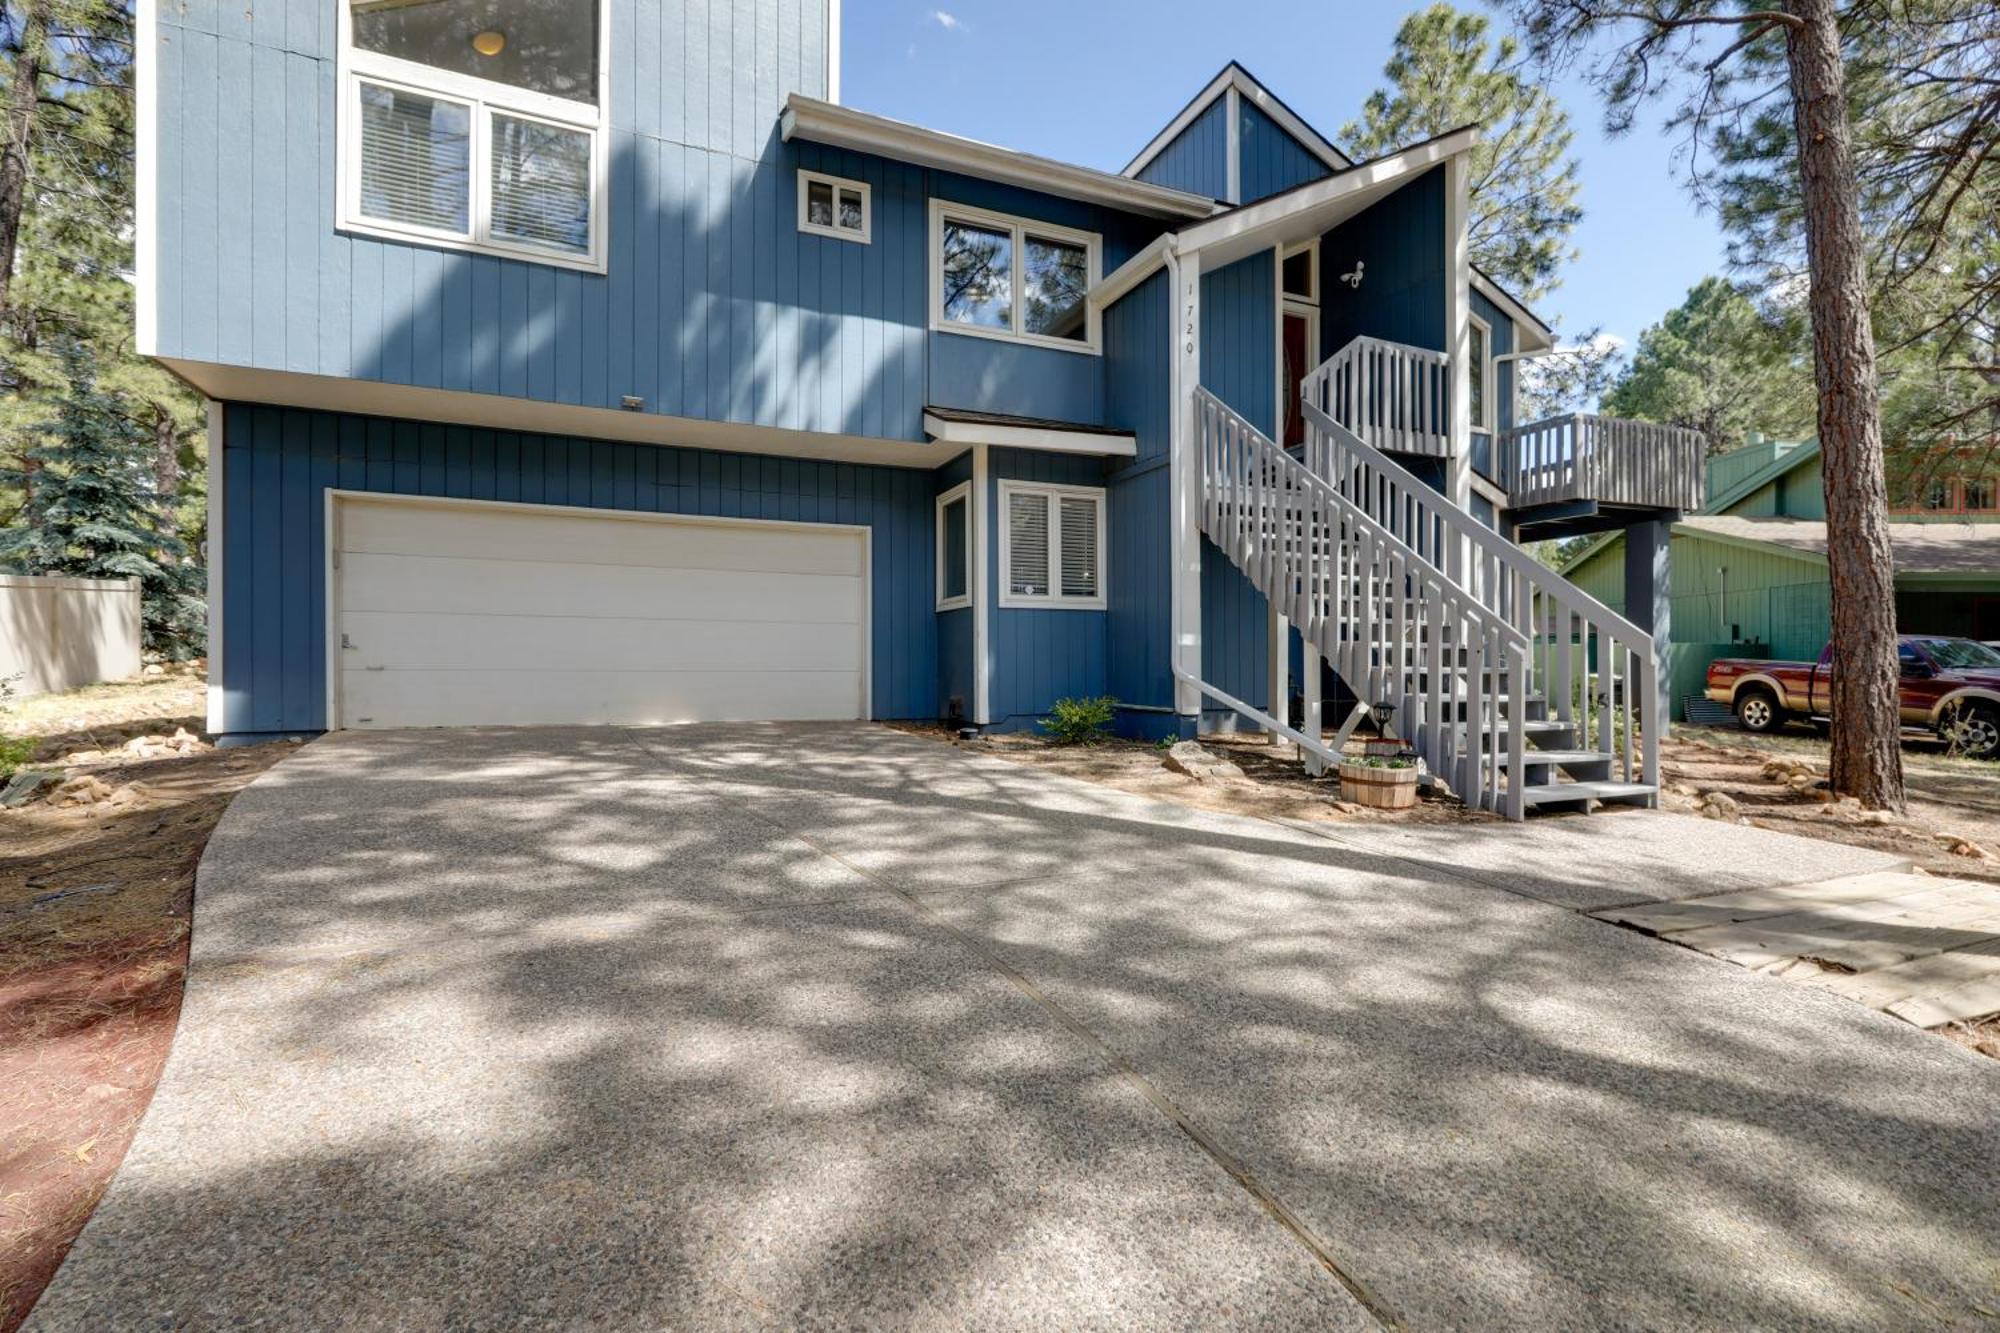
[340,610,865,673]
[341,501,863,577]
[332,498,869,728]
[341,552,864,624]
[339,668,865,729]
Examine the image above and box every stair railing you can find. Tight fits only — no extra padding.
[1197,386,1527,818]
[1310,335,1453,458]
[1300,347,1658,796]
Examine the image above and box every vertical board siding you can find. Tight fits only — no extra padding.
[153,0,1172,442]
[1317,167,1447,361]
[1237,100,1330,204]
[1102,271,1173,721]
[1134,98,1229,201]
[985,448,1110,730]
[218,403,938,735]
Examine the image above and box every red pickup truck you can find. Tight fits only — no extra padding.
[1706,636,2000,756]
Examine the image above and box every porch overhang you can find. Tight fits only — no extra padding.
[923,407,1137,457]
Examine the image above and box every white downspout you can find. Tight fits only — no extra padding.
[1165,242,1204,725]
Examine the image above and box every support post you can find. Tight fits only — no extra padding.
[1169,248,1203,720]
[1301,645,1325,776]
[1267,608,1288,744]
[1624,515,1674,729]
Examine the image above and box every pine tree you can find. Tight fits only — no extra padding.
[1341,3,1584,302]
[0,339,202,655]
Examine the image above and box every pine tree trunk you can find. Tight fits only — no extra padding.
[152,408,180,499]
[0,0,51,323]
[1784,0,1904,810]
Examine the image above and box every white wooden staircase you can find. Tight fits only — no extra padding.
[1195,343,1664,819]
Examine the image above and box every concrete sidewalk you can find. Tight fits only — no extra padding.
[29,725,2000,1330]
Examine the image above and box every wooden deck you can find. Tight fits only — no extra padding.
[1594,870,2000,1028]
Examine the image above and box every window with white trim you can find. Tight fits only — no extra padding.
[339,0,606,271]
[799,169,870,243]
[931,201,1101,353]
[1468,314,1493,433]
[1281,242,1318,303]
[936,482,971,611]
[999,482,1104,608]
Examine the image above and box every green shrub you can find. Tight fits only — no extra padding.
[1339,754,1416,769]
[1041,695,1117,745]
[0,734,35,780]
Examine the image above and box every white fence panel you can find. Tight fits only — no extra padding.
[0,575,143,697]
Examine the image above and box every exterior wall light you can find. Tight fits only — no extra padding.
[471,30,506,57]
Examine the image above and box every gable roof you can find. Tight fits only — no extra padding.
[1122,62,1351,183]
[1702,439,1822,516]
[1679,515,2000,577]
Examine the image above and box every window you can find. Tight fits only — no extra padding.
[1467,315,1492,433]
[999,482,1104,608]
[931,202,1100,353]
[1965,476,1997,511]
[339,0,605,271]
[1281,242,1317,303]
[936,483,971,611]
[1922,478,1954,511]
[799,169,870,243]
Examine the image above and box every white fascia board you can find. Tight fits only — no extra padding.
[923,414,1136,457]
[160,359,965,470]
[1088,235,1173,312]
[825,0,841,104]
[1173,126,1479,270]
[782,96,1216,221]
[1123,64,1350,181]
[1471,269,1554,351]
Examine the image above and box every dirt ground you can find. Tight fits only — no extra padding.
[1659,726,2000,884]
[0,669,295,1331]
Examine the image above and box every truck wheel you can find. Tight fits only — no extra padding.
[1734,686,1783,734]
[1943,702,2000,759]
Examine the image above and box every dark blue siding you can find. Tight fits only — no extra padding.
[1318,167,1447,360]
[217,403,940,736]
[153,1,1169,440]
[984,448,1110,732]
[1238,100,1331,204]
[1101,271,1174,731]
[1135,98,1228,200]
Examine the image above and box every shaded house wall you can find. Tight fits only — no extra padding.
[1134,98,1229,200]
[1132,93,1333,206]
[215,404,942,737]
[152,0,1164,440]
[1238,100,1331,201]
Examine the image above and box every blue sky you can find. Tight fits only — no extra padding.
[840,0,1732,357]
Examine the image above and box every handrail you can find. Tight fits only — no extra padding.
[1311,335,1453,458]
[1299,341,1661,797]
[1502,413,1706,511]
[1196,385,1528,817]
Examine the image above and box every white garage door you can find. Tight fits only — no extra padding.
[332,495,868,728]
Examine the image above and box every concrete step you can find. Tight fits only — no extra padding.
[1516,749,1615,769]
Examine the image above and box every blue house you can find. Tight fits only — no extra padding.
[137,2,1704,817]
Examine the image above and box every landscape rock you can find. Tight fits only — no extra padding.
[1162,741,1245,784]
[54,774,116,806]
[1696,790,1742,821]
[1,768,60,808]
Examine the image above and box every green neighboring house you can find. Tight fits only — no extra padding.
[1560,436,2000,717]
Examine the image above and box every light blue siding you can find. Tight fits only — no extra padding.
[217,404,941,738]
[153,0,1167,440]
[1135,97,1228,200]
[1238,99,1330,203]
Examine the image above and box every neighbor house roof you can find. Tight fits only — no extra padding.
[1677,515,2000,578]
[1702,439,1823,516]
[780,97,1218,220]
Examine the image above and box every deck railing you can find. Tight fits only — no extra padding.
[1501,414,1706,511]
[1308,335,1453,458]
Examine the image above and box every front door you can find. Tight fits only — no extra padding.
[1281,302,1318,448]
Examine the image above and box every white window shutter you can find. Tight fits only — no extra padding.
[1007,491,1050,596]
[1058,496,1098,598]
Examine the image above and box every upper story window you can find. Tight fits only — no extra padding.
[1281,242,1317,304]
[1467,314,1492,434]
[339,0,606,273]
[799,170,870,243]
[930,201,1100,354]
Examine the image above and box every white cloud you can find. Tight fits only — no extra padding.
[927,10,963,30]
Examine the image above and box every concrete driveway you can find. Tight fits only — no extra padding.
[30,725,2000,1330]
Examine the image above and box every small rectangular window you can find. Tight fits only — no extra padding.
[936,483,971,611]
[999,482,1104,609]
[357,83,471,234]
[489,112,592,255]
[931,202,1101,353]
[1281,243,1317,303]
[1468,316,1492,432]
[1966,477,1997,511]
[798,169,871,243]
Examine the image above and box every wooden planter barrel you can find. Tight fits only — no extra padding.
[1358,737,1411,760]
[1338,761,1418,810]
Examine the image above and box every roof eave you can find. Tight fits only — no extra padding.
[783,96,1218,221]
